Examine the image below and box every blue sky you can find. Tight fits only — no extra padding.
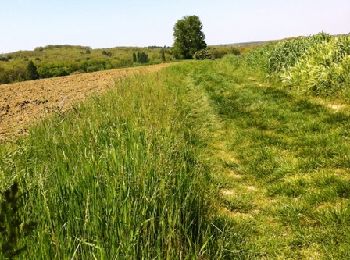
[0,0,349,53]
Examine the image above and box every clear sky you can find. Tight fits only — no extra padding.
[0,0,349,53]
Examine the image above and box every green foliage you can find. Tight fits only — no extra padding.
[136,52,149,63]
[26,61,39,80]
[246,33,350,97]
[281,36,350,95]
[173,16,207,59]
[0,55,10,62]
[132,52,149,63]
[0,45,170,84]
[194,47,241,60]
[0,66,27,83]
[160,48,166,62]
[101,50,112,57]
[0,182,36,259]
[194,49,213,60]
[267,33,332,73]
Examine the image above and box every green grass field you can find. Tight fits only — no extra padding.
[1,34,350,259]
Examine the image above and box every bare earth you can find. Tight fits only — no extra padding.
[0,63,170,141]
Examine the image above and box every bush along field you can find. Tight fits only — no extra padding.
[1,33,350,259]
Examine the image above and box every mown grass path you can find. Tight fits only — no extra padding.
[185,57,350,259]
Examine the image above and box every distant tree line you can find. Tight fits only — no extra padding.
[0,16,240,84]
[0,58,134,84]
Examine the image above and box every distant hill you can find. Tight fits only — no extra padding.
[210,41,269,49]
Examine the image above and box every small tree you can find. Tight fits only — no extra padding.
[160,47,166,62]
[173,16,207,59]
[133,53,137,63]
[26,61,39,80]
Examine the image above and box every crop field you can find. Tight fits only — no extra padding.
[1,33,350,259]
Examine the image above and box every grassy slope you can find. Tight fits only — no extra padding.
[1,55,350,258]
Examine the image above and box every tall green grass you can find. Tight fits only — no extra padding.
[0,66,226,258]
[246,33,350,98]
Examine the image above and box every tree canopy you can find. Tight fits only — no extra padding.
[173,16,207,59]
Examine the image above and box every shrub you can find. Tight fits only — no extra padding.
[194,47,240,60]
[194,49,213,60]
[0,56,10,62]
[136,52,149,63]
[102,50,112,57]
[26,61,39,80]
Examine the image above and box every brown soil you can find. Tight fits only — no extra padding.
[0,63,170,141]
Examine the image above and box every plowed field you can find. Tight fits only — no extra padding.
[0,63,170,141]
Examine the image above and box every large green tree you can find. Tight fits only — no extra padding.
[173,16,207,59]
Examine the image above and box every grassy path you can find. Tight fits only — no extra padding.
[185,57,350,259]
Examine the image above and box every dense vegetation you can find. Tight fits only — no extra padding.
[1,32,349,259]
[0,45,172,84]
[0,65,238,259]
[194,46,241,60]
[247,33,350,98]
